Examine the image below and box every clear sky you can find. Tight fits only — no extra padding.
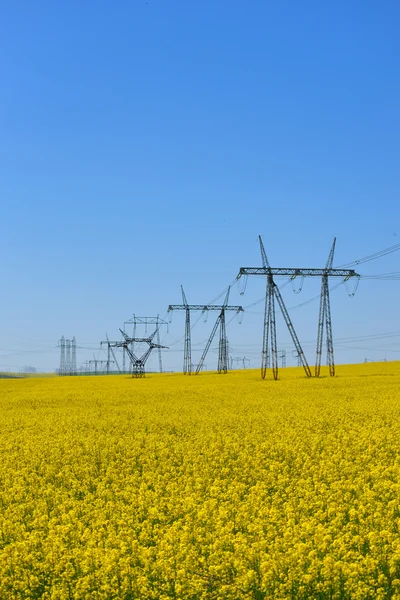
[1,1,399,373]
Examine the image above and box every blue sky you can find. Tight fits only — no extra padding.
[1,1,399,372]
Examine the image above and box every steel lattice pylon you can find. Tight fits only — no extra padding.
[123,315,168,374]
[168,286,243,375]
[238,236,359,379]
[101,329,167,378]
[58,336,77,376]
[100,334,121,374]
[119,329,167,378]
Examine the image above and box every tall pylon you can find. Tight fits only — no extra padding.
[315,238,336,377]
[100,334,122,373]
[168,287,243,375]
[238,236,358,379]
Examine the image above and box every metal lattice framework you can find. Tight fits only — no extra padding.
[123,315,168,373]
[58,336,77,376]
[88,358,108,375]
[238,236,359,379]
[100,335,122,374]
[315,238,336,377]
[112,328,168,377]
[168,286,243,375]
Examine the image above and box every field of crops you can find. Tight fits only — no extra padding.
[1,363,400,599]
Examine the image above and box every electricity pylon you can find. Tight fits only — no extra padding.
[278,349,286,368]
[89,358,108,375]
[118,328,168,377]
[58,336,77,376]
[100,334,122,374]
[231,356,250,369]
[238,236,359,380]
[168,286,244,375]
[59,336,65,376]
[123,315,168,373]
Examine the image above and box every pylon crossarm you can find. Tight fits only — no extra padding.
[239,267,357,277]
[168,304,243,311]
[124,316,169,326]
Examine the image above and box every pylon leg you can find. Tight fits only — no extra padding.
[324,277,335,377]
[218,311,228,373]
[157,326,162,373]
[261,279,270,379]
[269,280,278,380]
[184,308,191,374]
[315,275,326,377]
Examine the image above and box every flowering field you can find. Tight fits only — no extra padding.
[1,363,400,599]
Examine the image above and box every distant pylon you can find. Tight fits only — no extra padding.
[58,336,77,376]
[71,337,77,376]
[168,286,243,375]
[59,336,65,376]
[123,315,168,374]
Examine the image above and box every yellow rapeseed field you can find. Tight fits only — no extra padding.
[1,363,400,599]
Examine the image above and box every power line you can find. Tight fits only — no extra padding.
[337,241,400,268]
